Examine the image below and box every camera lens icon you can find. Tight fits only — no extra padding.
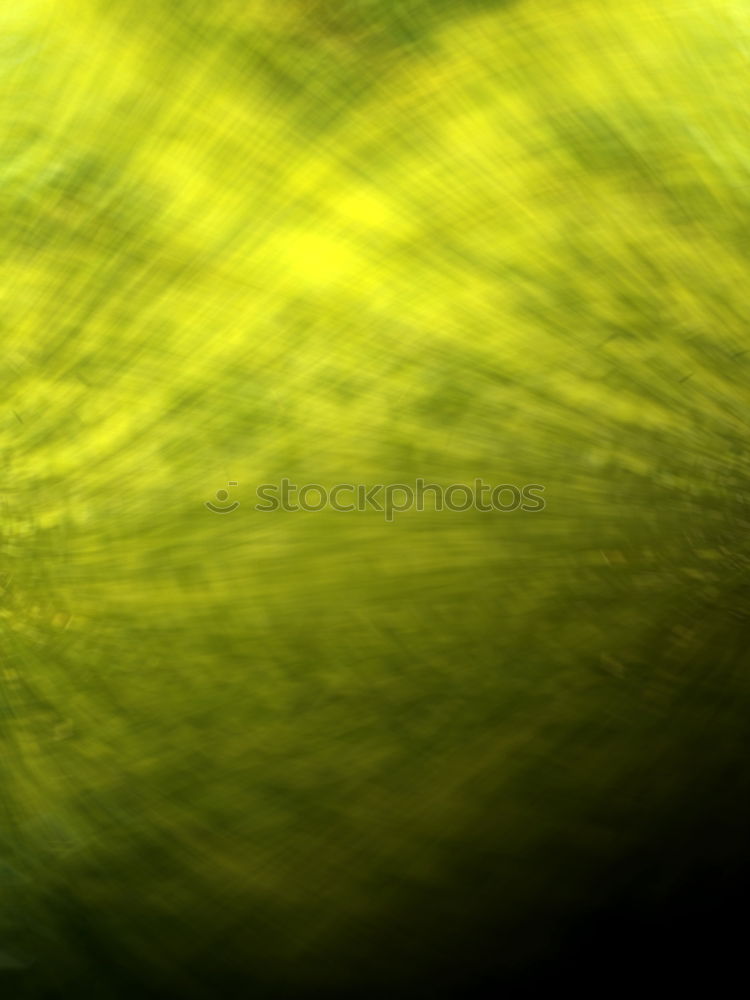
[205,482,240,513]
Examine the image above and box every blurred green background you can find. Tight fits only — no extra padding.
[2,0,750,995]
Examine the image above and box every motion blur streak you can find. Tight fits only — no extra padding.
[2,1,750,995]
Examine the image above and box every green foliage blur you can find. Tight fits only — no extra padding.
[2,1,750,995]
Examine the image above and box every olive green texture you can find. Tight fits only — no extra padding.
[1,1,749,996]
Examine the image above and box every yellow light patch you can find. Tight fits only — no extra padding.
[336,186,403,232]
[271,230,361,288]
